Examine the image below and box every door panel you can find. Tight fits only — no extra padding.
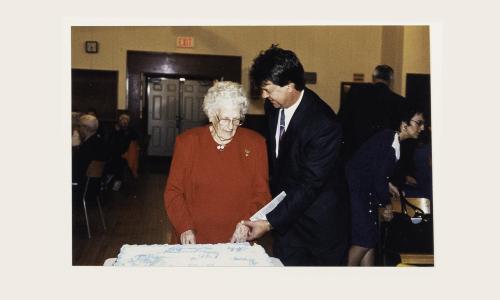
[147,78,178,156]
[180,79,210,133]
[147,78,211,157]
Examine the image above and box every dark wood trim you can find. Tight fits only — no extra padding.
[126,50,242,137]
[72,68,118,122]
[405,73,431,124]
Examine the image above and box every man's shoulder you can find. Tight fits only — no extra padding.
[302,88,337,121]
[374,83,404,101]
[391,91,405,102]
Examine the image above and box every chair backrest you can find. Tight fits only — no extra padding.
[406,197,431,217]
[390,197,431,217]
[86,160,104,178]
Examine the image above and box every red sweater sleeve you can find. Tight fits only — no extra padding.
[164,135,195,236]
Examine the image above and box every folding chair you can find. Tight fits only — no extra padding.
[379,197,433,266]
[395,197,431,217]
[81,160,107,239]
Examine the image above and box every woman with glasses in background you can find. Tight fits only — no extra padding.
[164,81,271,245]
[345,102,425,266]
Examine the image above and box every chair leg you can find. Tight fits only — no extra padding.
[96,193,106,231]
[382,226,388,266]
[378,221,388,266]
[82,179,91,239]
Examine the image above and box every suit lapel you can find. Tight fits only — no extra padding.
[276,88,312,159]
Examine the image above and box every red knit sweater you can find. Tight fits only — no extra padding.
[164,126,271,244]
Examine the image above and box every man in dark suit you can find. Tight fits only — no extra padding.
[243,45,348,266]
[338,65,405,161]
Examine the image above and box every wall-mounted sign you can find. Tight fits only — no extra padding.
[85,41,98,53]
[176,37,194,48]
[353,73,364,82]
[304,72,317,84]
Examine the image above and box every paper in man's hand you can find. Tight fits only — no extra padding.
[250,191,287,221]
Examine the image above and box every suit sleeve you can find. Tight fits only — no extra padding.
[267,119,342,234]
[163,135,195,235]
[245,137,272,219]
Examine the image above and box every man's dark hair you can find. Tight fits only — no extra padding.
[373,64,394,82]
[249,44,305,91]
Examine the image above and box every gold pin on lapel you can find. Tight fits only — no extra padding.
[245,149,251,157]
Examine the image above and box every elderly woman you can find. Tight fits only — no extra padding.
[164,81,271,244]
[345,104,425,266]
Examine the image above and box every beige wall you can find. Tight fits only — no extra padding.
[72,26,429,114]
[381,26,405,93]
[401,26,431,94]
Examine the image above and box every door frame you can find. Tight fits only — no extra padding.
[144,76,213,156]
[126,51,242,140]
[405,73,431,125]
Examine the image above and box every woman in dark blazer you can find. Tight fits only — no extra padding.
[346,105,425,266]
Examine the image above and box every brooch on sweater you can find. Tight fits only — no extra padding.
[244,149,250,157]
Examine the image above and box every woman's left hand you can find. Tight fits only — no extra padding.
[388,182,400,200]
[382,204,394,222]
[230,222,249,243]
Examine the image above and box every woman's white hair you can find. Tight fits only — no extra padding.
[202,81,248,122]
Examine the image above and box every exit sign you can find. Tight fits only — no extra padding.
[176,36,194,48]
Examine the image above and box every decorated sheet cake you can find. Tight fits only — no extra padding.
[113,242,277,267]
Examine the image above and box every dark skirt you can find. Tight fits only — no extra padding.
[347,171,380,248]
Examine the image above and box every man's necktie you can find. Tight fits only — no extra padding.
[279,108,285,140]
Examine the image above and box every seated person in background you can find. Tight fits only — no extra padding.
[71,112,82,147]
[164,81,271,244]
[73,114,106,192]
[105,113,139,190]
[72,125,81,147]
[86,107,105,138]
[345,103,425,266]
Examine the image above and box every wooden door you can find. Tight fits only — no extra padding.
[147,78,178,156]
[146,78,211,156]
[179,79,210,133]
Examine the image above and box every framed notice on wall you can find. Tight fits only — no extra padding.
[85,41,98,53]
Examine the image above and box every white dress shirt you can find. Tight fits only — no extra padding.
[275,90,304,157]
[391,132,400,161]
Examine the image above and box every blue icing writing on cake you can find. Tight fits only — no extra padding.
[113,242,277,267]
